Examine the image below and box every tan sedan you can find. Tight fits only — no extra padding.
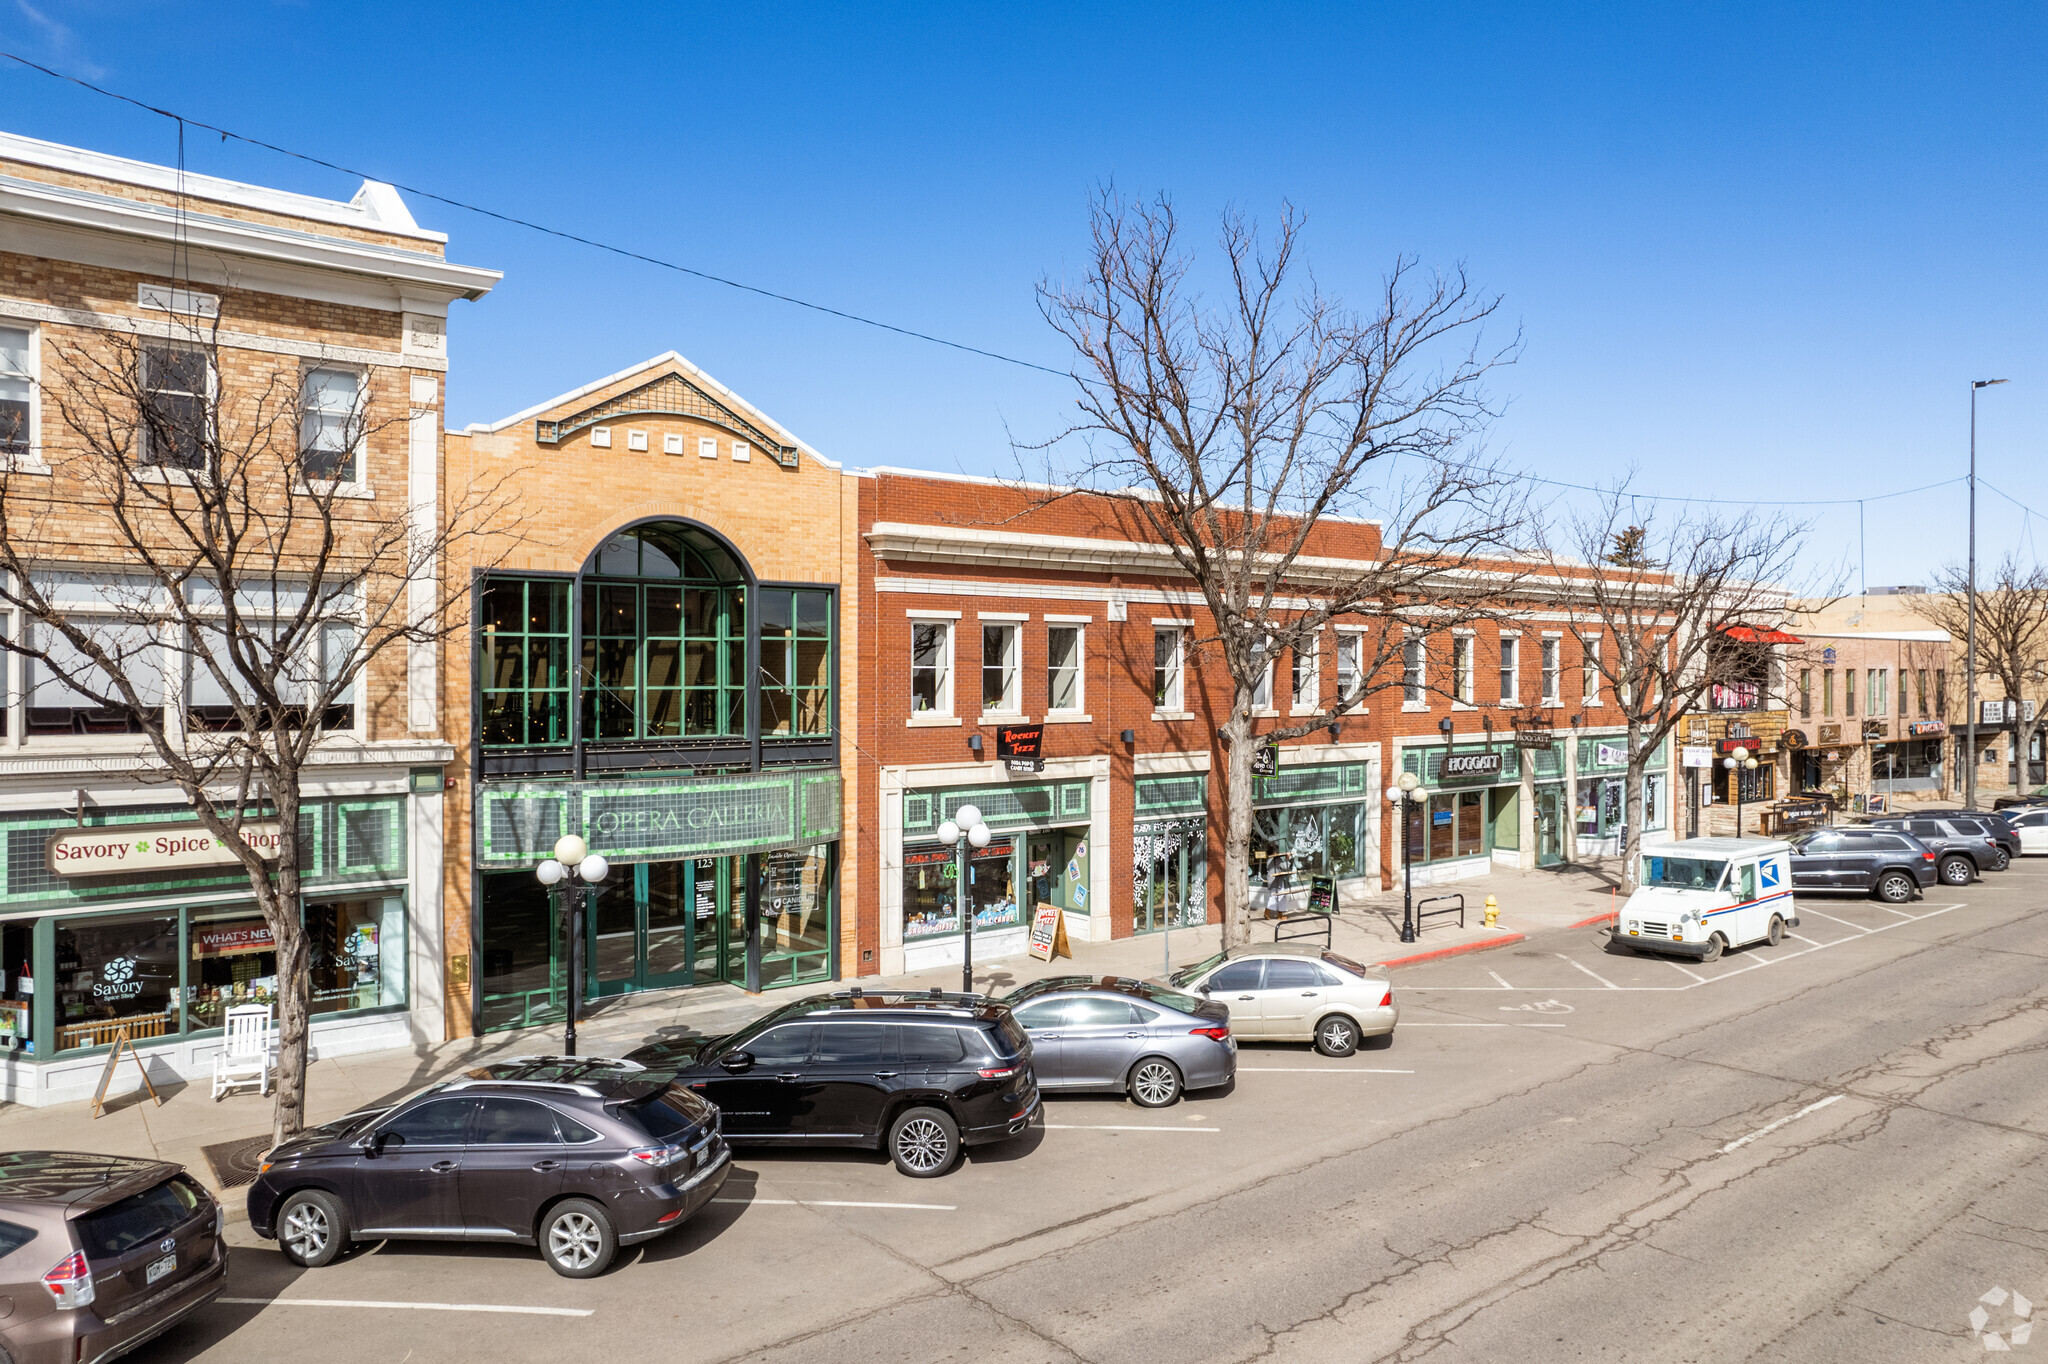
[1161,944,1397,1056]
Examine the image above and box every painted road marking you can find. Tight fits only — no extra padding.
[1238,1067,1417,1073]
[1719,1094,1846,1154]
[1488,970,1513,989]
[1402,1022,1567,1028]
[713,1198,956,1210]
[1800,908,1877,933]
[1045,1123,1220,1132]
[1785,932,1827,947]
[1558,953,1620,989]
[1665,960,1707,983]
[219,1298,592,1318]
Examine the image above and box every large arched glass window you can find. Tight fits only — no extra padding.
[581,522,748,741]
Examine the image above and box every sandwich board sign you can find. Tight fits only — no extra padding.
[1027,902,1072,962]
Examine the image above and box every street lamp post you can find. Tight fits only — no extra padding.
[938,804,990,994]
[1966,378,2008,811]
[1386,772,1428,943]
[535,834,610,1057]
[1722,747,1757,837]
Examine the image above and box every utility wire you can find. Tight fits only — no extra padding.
[0,51,2019,518]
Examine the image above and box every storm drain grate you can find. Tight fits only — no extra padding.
[200,1135,272,1189]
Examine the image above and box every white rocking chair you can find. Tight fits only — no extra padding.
[212,1004,275,1099]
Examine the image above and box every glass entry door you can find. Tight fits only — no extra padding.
[587,861,730,999]
[1134,819,1205,932]
[1535,785,1565,867]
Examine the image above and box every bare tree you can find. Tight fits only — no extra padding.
[0,314,520,1143]
[1908,554,2048,801]
[1035,192,1527,945]
[1535,487,1814,882]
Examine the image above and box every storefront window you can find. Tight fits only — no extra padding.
[186,908,278,1032]
[969,841,1019,931]
[307,899,405,1016]
[53,912,178,1052]
[1134,819,1206,930]
[761,844,834,986]
[1254,802,1377,884]
[903,847,959,940]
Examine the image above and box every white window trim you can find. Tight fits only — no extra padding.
[1582,635,1602,705]
[1290,629,1323,716]
[1046,621,1086,715]
[1401,631,1428,712]
[910,618,954,719]
[980,621,1022,717]
[1043,613,1094,623]
[1498,635,1520,707]
[977,611,1029,621]
[1452,633,1476,708]
[298,361,368,486]
[1540,636,1562,706]
[1332,627,1367,714]
[1154,625,1186,713]
[293,480,376,501]
[0,320,49,474]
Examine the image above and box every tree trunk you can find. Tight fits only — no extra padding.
[1622,719,1645,888]
[266,782,310,1147]
[1220,699,1256,950]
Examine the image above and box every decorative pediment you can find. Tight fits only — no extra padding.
[535,371,798,467]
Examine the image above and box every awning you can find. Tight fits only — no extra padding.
[1721,625,1805,644]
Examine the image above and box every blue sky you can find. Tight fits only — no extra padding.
[4,2,2042,585]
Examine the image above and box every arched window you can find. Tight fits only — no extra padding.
[581,521,749,742]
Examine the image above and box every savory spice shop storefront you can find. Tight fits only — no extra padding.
[473,770,842,1033]
[0,793,421,1107]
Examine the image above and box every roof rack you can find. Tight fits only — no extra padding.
[443,1078,605,1098]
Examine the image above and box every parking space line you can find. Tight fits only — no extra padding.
[1238,1067,1416,1073]
[1786,932,1828,947]
[1800,908,1876,933]
[1665,960,1707,983]
[1878,905,1917,918]
[219,1298,593,1317]
[1402,1022,1568,1027]
[712,1198,956,1210]
[1488,970,1513,989]
[1044,1123,1220,1132]
[1557,954,1620,989]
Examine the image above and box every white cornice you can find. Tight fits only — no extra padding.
[0,175,499,310]
[0,739,453,785]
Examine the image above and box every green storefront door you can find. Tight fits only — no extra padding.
[588,860,734,999]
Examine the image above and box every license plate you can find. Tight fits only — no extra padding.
[146,1252,177,1284]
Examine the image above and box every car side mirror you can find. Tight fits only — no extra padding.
[719,1051,754,1074]
[368,1131,402,1153]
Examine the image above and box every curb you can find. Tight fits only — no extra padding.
[1372,931,1527,970]
[1569,910,1620,928]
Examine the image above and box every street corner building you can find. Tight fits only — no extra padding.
[0,131,498,1102]
[441,353,858,1037]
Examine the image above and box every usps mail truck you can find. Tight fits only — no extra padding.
[1616,836,1797,962]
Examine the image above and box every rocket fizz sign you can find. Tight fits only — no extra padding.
[46,823,284,877]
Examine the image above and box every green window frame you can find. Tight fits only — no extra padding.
[581,580,746,742]
[758,587,834,737]
[479,577,572,747]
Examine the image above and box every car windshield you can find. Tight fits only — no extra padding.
[1640,855,1727,890]
[1167,951,1228,988]
[1321,951,1373,979]
[1116,980,1207,1013]
[999,976,1091,1005]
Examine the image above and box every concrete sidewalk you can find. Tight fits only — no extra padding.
[0,861,1630,1208]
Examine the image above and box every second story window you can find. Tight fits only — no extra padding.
[982,623,1019,714]
[299,367,362,483]
[1936,669,1946,716]
[479,577,571,746]
[0,325,31,457]
[1499,636,1519,704]
[1291,639,1318,712]
[911,621,951,714]
[761,589,833,736]
[1823,669,1834,716]
[1047,624,1083,712]
[1845,668,1856,717]
[1800,668,1812,718]
[1581,635,1602,705]
[1917,669,1929,717]
[1452,635,1474,704]
[140,345,210,471]
[1870,667,1887,716]
[1335,633,1362,709]
[1154,626,1184,711]
[1402,634,1424,705]
[1540,637,1560,705]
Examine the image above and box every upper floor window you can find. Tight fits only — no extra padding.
[140,345,210,471]
[1154,627,1184,711]
[581,523,746,742]
[912,622,951,714]
[0,325,31,457]
[480,577,571,747]
[982,623,1019,714]
[1580,635,1602,704]
[1047,625,1083,713]
[1335,633,1363,709]
[1452,635,1474,705]
[1823,668,1835,716]
[1916,669,1929,718]
[1845,668,1857,717]
[1540,638,1560,705]
[1869,667,1888,716]
[184,579,358,733]
[761,589,833,737]
[299,367,362,483]
[1250,653,1273,710]
[1499,637,1519,704]
[1291,639,1318,712]
[1402,634,1424,705]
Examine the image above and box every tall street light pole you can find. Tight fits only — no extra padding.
[1966,378,2008,810]
[1723,746,1756,837]
[536,834,609,1057]
[1386,771,1427,943]
[938,805,990,994]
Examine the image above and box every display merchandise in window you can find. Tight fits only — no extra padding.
[53,912,178,1052]
[902,847,959,940]
[306,899,405,1015]
[968,841,1019,930]
[186,909,280,1030]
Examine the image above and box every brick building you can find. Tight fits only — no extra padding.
[0,132,497,1102]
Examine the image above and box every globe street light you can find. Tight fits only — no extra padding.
[535,832,609,1056]
[938,804,990,993]
[1387,771,1426,943]
[1721,746,1758,838]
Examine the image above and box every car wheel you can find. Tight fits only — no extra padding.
[1314,1014,1360,1058]
[1993,848,2012,872]
[1767,914,1785,946]
[1939,855,1973,886]
[1128,1057,1183,1108]
[539,1198,617,1278]
[1876,871,1916,904]
[277,1190,348,1269]
[1700,934,1726,964]
[889,1106,960,1178]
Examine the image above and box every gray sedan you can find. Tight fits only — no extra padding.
[999,975,1236,1107]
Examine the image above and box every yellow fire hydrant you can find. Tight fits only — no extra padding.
[1483,895,1499,929]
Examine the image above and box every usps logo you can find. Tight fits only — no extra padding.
[1760,861,1781,891]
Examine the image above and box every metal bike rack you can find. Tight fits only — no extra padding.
[1415,893,1466,931]
[1272,912,1333,947]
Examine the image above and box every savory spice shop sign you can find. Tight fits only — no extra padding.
[47,823,283,877]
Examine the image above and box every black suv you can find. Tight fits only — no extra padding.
[627,990,1039,1178]
[1786,827,1940,902]
[247,1057,728,1278]
[1871,812,2015,873]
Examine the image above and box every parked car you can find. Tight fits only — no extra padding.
[247,1056,728,1278]
[1874,809,2018,869]
[998,975,1234,1107]
[1161,945,1396,1056]
[1867,815,2006,881]
[2005,805,2048,854]
[1991,785,2048,812]
[0,1151,228,1364]
[1785,827,1940,902]
[631,990,1039,1178]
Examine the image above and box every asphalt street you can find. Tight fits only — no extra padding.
[144,861,2048,1363]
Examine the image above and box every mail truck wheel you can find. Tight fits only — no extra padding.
[1700,934,1726,963]
[1767,914,1785,946]
[278,1190,347,1268]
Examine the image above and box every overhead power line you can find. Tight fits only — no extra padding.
[0,52,2023,519]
